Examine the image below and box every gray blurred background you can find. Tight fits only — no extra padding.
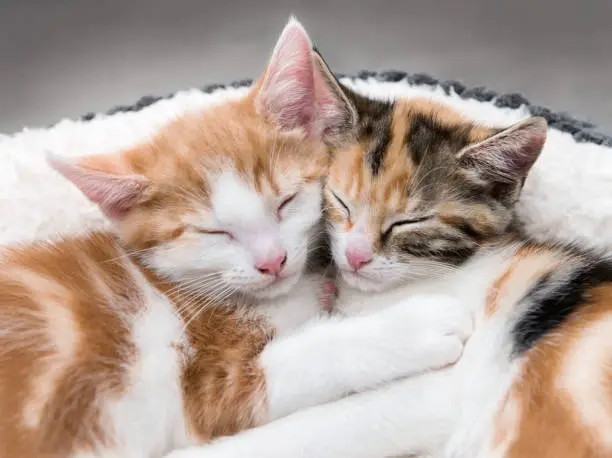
[1,0,611,134]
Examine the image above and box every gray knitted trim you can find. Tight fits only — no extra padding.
[82,71,612,147]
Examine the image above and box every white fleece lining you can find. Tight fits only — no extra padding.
[0,76,611,255]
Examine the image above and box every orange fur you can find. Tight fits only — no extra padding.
[485,245,561,317]
[0,234,139,456]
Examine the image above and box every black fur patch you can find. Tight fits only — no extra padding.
[451,219,484,242]
[406,113,472,164]
[393,235,477,266]
[342,88,394,175]
[368,127,392,175]
[512,259,612,355]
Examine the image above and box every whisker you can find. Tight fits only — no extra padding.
[173,278,229,313]
[180,285,237,334]
[101,245,159,264]
[163,273,224,297]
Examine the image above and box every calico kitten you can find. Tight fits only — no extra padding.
[0,19,471,458]
[167,49,612,458]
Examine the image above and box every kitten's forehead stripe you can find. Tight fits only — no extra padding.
[365,116,393,176]
[346,92,394,176]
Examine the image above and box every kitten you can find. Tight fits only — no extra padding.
[166,49,612,458]
[0,19,470,458]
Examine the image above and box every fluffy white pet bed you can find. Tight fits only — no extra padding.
[1,72,611,253]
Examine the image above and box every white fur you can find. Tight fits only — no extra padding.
[257,273,326,334]
[261,292,471,421]
[104,271,192,458]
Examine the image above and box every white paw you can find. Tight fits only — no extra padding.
[385,294,473,371]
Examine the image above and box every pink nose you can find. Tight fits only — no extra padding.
[346,247,373,271]
[255,253,287,276]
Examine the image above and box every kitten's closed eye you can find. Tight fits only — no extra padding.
[330,190,351,219]
[277,193,298,220]
[382,216,431,237]
[190,226,234,240]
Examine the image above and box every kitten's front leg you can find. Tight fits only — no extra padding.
[165,368,457,458]
[261,294,472,420]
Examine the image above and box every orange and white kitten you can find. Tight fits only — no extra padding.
[0,19,470,458]
[166,48,612,458]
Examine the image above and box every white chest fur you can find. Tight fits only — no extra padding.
[257,274,327,336]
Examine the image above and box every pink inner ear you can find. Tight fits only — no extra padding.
[459,117,548,183]
[48,154,149,220]
[256,17,317,133]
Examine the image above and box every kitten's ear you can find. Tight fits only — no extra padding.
[48,153,150,220]
[255,17,356,138]
[311,47,358,141]
[255,17,316,132]
[457,117,547,201]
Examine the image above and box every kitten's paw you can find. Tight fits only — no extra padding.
[410,295,473,341]
[389,294,473,370]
